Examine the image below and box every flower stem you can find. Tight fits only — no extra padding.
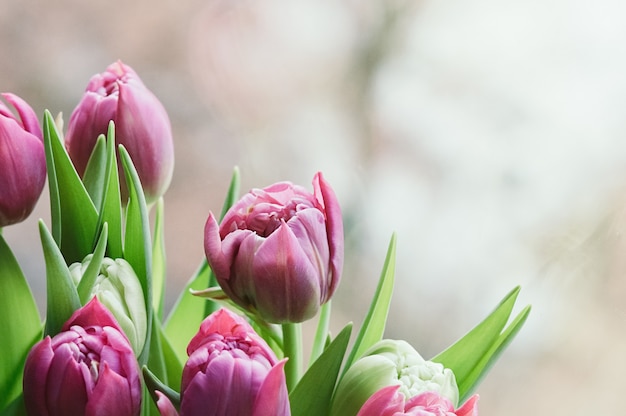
[310,301,331,365]
[282,322,302,392]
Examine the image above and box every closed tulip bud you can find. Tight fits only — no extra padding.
[356,386,479,416]
[330,340,459,416]
[69,255,147,354]
[23,298,142,416]
[0,93,45,227]
[65,60,174,204]
[204,172,343,323]
[156,308,290,416]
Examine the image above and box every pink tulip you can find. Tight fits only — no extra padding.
[357,386,479,416]
[204,172,343,323]
[0,93,45,227]
[156,308,290,416]
[65,60,174,204]
[23,298,141,416]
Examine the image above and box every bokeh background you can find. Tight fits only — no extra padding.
[2,0,626,413]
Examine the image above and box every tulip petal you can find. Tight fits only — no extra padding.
[356,385,404,416]
[23,337,54,416]
[313,172,343,299]
[86,362,136,416]
[45,343,89,415]
[203,213,232,282]
[252,359,290,416]
[1,93,42,140]
[455,394,479,416]
[63,297,123,334]
[252,223,320,322]
[155,391,179,416]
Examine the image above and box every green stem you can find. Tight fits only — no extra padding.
[282,322,302,392]
[310,301,332,365]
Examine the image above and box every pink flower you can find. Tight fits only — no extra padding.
[23,298,141,416]
[357,386,479,416]
[65,60,174,204]
[204,172,343,323]
[0,93,45,227]
[156,308,290,416]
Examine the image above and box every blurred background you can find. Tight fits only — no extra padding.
[2,0,625,413]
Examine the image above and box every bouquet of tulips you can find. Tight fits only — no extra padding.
[0,61,531,416]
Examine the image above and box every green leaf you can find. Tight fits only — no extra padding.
[97,122,123,258]
[119,146,153,365]
[310,300,332,365]
[152,198,166,319]
[164,167,241,362]
[290,324,352,416]
[76,223,109,304]
[432,286,531,402]
[343,233,397,373]
[159,323,183,392]
[40,220,81,337]
[42,110,99,264]
[142,366,181,409]
[164,260,212,363]
[82,134,107,208]
[0,235,41,411]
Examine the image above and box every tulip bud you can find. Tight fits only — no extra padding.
[330,340,459,416]
[156,308,290,416]
[23,298,142,416]
[204,172,343,323]
[356,386,479,416]
[0,93,45,227]
[65,60,174,204]
[69,255,147,354]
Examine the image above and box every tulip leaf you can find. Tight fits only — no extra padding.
[147,315,167,386]
[0,393,26,416]
[432,286,531,403]
[40,220,82,336]
[290,324,352,416]
[0,235,41,411]
[97,122,123,258]
[343,233,397,373]
[159,323,183,392]
[120,145,153,365]
[310,300,332,365]
[152,198,166,319]
[164,259,212,363]
[76,223,108,304]
[42,110,99,264]
[142,366,181,408]
[82,134,107,208]
[164,167,241,362]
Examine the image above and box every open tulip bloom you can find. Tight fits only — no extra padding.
[0,62,531,416]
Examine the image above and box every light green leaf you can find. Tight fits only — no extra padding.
[164,260,212,363]
[76,223,109,304]
[120,145,153,365]
[152,198,166,319]
[97,122,123,258]
[0,235,41,411]
[40,220,81,337]
[82,134,107,208]
[164,167,241,362]
[42,110,99,264]
[290,324,352,416]
[432,286,531,402]
[343,233,397,373]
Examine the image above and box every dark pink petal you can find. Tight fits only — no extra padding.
[1,93,42,140]
[23,337,54,416]
[86,362,139,416]
[356,385,405,416]
[313,172,344,300]
[252,359,290,416]
[155,391,179,416]
[204,213,232,284]
[455,395,479,416]
[45,343,89,415]
[252,223,320,323]
[63,297,123,334]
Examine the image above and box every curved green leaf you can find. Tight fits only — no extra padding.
[343,233,396,373]
[290,324,352,416]
[40,220,81,337]
[0,235,41,411]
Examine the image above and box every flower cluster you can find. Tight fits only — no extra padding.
[0,61,530,416]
